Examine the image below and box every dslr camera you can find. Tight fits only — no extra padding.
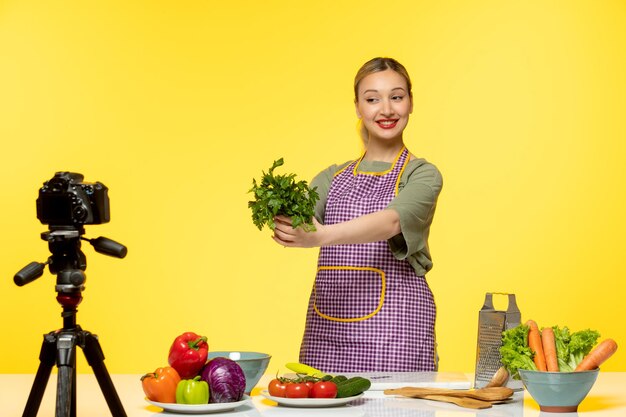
[36,172,110,226]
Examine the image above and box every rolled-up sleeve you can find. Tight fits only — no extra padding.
[310,164,343,224]
[387,161,443,274]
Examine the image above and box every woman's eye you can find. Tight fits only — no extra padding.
[365,98,379,103]
[392,95,404,101]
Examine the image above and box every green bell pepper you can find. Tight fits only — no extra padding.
[176,376,209,404]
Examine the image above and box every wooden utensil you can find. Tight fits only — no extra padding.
[384,386,514,402]
[417,394,493,409]
[485,366,510,387]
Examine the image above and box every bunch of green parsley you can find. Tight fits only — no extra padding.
[248,158,319,232]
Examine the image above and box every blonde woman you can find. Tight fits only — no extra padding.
[273,57,443,372]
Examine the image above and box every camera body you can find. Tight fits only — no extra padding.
[36,172,110,226]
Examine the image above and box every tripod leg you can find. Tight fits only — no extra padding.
[82,331,127,417]
[22,333,57,417]
[56,332,77,417]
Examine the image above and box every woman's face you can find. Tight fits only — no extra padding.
[355,69,413,144]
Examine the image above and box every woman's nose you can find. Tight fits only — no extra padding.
[381,99,393,115]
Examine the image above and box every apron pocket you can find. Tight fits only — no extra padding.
[313,266,385,322]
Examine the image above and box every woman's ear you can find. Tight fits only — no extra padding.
[355,100,362,119]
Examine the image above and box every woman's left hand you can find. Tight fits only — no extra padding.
[272,215,324,248]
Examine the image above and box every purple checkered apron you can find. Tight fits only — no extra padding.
[299,147,436,372]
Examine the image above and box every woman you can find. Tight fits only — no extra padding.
[273,57,443,372]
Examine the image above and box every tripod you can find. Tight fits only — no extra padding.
[15,228,128,417]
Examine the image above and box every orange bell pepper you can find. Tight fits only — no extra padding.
[141,366,181,403]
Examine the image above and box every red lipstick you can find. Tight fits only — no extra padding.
[376,119,398,129]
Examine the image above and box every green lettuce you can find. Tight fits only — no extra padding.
[553,326,600,371]
[553,325,572,371]
[500,324,601,376]
[500,324,537,379]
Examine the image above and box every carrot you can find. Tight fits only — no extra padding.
[575,338,618,371]
[542,327,559,371]
[526,320,547,371]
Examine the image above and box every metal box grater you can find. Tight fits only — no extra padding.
[474,292,523,389]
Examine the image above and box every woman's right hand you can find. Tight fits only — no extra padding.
[272,215,324,248]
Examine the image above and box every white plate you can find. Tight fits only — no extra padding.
[145,395,250,414]
[350,371,472,391]
[260,390,364,408]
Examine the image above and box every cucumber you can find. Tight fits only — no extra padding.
[335,377,371,398]
[330,375,348,384]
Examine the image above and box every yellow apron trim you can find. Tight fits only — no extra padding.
[353,146,406,176]
[313,266,386,322]
[394,150,411,196]
[333,160,357,178]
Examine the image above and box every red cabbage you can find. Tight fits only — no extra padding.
[200,357,246,403]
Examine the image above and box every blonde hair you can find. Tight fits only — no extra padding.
[354,57,413,144]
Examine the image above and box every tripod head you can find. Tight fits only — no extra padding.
[14,226,127,304]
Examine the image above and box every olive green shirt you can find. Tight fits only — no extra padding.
[310,157,443,276]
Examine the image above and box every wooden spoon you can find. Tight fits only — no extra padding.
[485,366,510,388]
[417,394,493,409]
[384,386,514,402]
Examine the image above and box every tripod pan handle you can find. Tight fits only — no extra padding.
[14,261,46,286]
[90,236,128,258]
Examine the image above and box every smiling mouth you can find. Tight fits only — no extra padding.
[376,119,398,129]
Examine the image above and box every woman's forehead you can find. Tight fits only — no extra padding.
[358,70,408,94]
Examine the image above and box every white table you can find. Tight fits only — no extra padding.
[1,372,625,416]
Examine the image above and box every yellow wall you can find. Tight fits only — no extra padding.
[1,0,625,375]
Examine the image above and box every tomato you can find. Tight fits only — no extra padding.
[268,379,288,397]
[285,382,310,398]
[310,381,337,399]
[304,381,314,397]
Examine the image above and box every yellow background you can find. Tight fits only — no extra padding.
[1,0,625,375]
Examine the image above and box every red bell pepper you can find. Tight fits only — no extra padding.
[168,331,209,379]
